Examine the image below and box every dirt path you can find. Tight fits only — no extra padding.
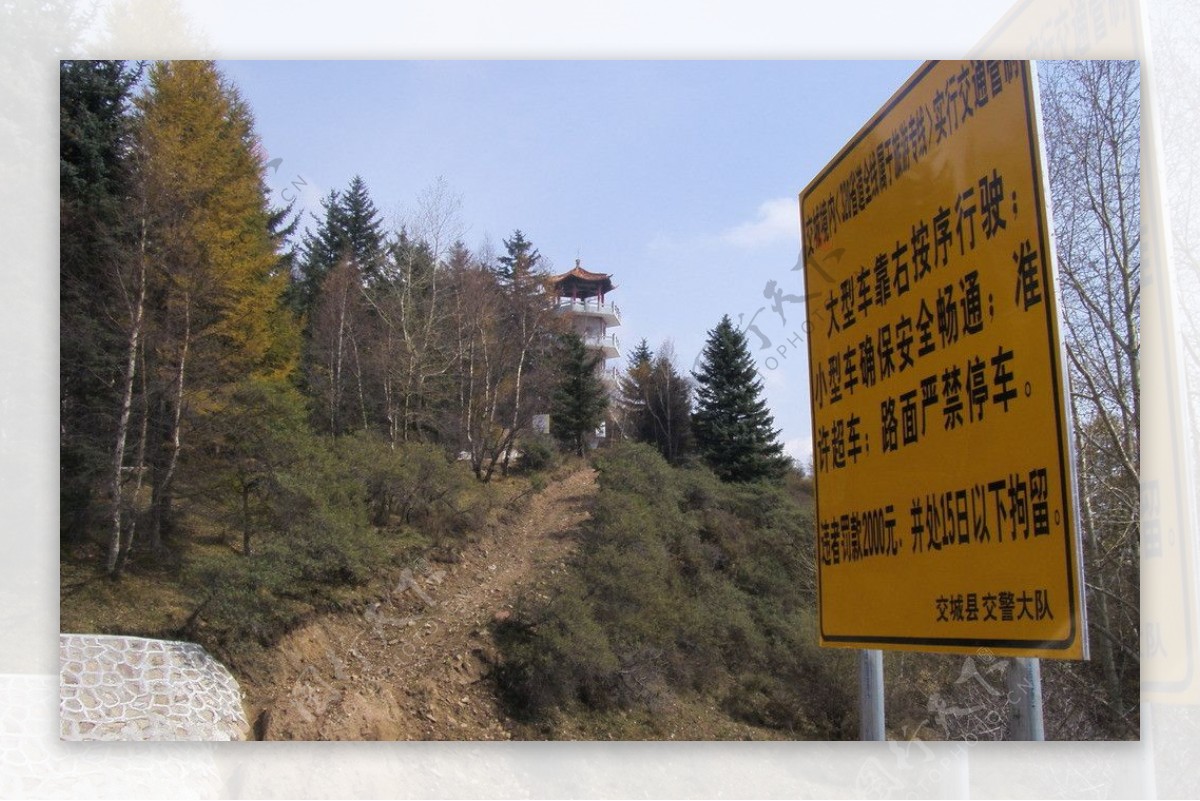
[251,467,597,740]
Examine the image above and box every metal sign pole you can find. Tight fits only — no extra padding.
[859,649,885,740]
[1005,657,1045,740]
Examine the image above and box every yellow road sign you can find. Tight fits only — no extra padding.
[800,60,1087,658]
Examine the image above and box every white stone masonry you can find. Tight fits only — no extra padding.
[59,633,250,741]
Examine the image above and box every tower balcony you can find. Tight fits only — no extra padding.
[594,364,622,387]
[555,297,621,327]
[582,332,620,360]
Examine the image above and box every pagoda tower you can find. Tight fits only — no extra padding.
[549,259,621,368]
[547,260,621,443]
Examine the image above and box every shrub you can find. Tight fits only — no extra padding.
[494,583,621,717]
[181,426,387,663]
[493,442,856,737]
[515,433,558,475]
[339,434,496,548]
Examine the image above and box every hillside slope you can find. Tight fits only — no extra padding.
[248,467,596,740]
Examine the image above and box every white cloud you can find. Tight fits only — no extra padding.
[720,197,800,248]
[647,196,801,255]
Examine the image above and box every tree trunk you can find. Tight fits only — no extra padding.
[503,350,526,475]
[106,218,149,578]
[1070,390,1124,718]
[150,293,190,554]
[503,304,532,475]
[351,326,369,433]
[116,341,150,574]
[331,283,347,436]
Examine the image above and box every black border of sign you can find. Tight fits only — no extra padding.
[801,60,1082,654]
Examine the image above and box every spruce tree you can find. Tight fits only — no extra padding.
[627,338,653,367]
[389,227,436,292]
[267,198,301,281]
[295,175,385,313]
[446,239,474,272]
[496,229,540,283]
[551,333,609,457]
[293,189,344,312]
[691,315,788,482]
[619,339,655,443]
[341,175,387,284]
[59,60,142,544]
[495,228,554,472]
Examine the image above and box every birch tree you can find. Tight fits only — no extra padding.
[309,258,370,437]
[446,254,511,479]
[368,180,462,444]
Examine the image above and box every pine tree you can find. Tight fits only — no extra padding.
[551,332,609,457]
[691,315,788,482]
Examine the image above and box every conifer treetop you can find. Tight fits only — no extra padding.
[691,315,788,482]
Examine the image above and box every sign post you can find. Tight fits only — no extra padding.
[800,60,1088,736]
[858,649,885,740]
[1004,656,1045,740]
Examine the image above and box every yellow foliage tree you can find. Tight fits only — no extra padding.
[134,60,298,554]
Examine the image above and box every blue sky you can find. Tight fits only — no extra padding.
[220,60,925,464]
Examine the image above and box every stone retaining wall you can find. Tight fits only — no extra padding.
[59,634,250,741]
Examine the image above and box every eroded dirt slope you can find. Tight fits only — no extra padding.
[249,467,596,740]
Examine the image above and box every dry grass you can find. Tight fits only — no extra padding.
[515,692,790,741]
[60,558,192,637]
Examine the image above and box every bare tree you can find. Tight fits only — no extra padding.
[1040,59,1141,736]
[446,253,512,480]
[368,178,464,444]
[439,245,561,481]
[309,258,369,437]
[646,341,694,465]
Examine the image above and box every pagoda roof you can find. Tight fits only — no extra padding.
[549,261,616,297]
